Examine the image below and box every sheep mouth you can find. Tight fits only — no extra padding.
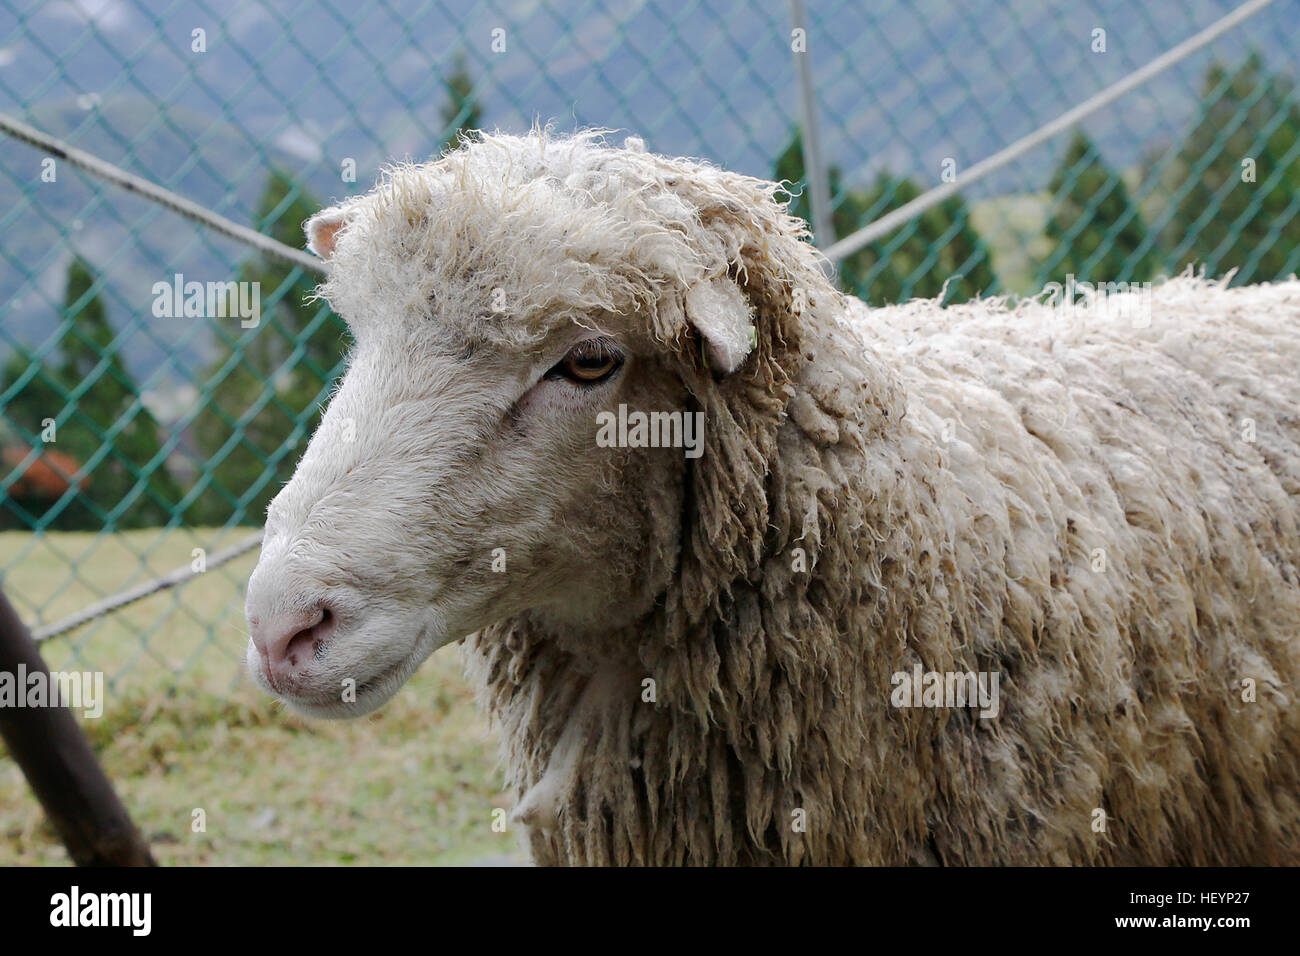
[272,650,419,719]
[249,617,442,719]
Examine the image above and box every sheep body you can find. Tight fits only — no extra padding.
[448,138,1300,864]
[470,267,1300,865]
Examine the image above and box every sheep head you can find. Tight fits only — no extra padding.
[244,130,836,718]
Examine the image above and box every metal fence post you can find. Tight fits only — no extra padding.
[0,586,156,866]
[788,0,835,252]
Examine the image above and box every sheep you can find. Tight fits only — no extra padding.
[243,129,1300,866]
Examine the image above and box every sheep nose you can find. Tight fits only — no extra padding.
[249,605,335,681]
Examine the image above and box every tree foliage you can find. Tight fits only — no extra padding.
[1151,51,1300,283]
[774,129,995,304]
[1038,129,1159,284]
[190,170,348,526]
[439,51,482,151]
[1,256,179,530]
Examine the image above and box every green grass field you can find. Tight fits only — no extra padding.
[0,528,524,866]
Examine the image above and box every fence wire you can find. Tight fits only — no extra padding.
[0,0,1297,688]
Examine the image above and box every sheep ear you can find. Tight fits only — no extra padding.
[305,206,350,260]
[685,278,756,375]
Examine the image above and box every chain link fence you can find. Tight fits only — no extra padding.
[1,0,1297,689]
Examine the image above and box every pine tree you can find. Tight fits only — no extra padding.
[1,257,179,530]
[1038,130,1159,284]
[439,52,482,151]
[1154,52,1300,282]
[191,170,348,526]
[774,129,995,304]
[1,348,64,449]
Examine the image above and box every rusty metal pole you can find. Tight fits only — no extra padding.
[0,586,155,865]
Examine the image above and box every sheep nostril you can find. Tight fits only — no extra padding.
[311,609,337,662]
[284,608,335,666]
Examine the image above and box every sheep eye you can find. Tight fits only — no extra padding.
[548,341,624,385]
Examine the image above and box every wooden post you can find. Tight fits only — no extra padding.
[0,586,155,866]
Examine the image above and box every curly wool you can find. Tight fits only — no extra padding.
[437,133,1300,865]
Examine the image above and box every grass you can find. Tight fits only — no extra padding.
[0,528,524,866]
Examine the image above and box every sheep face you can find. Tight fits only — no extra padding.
[242,133,784,718]
[244,302,692,717]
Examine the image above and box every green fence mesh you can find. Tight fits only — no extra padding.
[1,0,1297,688]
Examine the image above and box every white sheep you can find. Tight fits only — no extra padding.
[244,130,1300,865]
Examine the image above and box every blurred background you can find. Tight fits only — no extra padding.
[1,0,1297,864]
